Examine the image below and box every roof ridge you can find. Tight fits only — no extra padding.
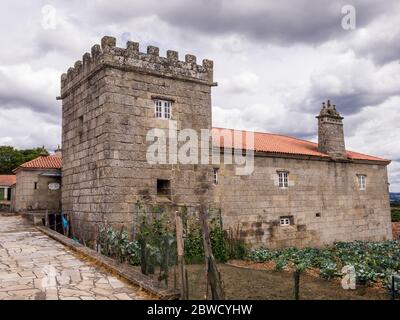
[14,154,62,172]
[20,155,48,167]
[212,127,389,163]
[212,127,317,145]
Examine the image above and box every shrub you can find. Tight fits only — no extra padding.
[391,209,400,222]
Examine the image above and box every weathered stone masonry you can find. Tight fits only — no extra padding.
[61,36,392,247]
[215,155,392,248]
[61,36,215,240]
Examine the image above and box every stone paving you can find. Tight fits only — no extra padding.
[0,214,153,300]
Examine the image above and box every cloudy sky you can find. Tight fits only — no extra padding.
[0,0,399,191]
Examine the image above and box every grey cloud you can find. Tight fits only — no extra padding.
[77,0,399,45]
[306,92,390,115]
[0,67,60,120]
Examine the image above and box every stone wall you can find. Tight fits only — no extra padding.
[61,36,214,241]
[215,154,392,248]
[14,170,61,213]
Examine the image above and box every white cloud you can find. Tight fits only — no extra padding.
[219,72,259,95]
[0,64,60,117]
[0,108,61,150]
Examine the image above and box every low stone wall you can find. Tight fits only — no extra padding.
[37,225,179,299]
[392,222,400,240]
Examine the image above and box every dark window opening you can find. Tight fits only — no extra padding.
[34,182,38,190]
[77,115,84,144]
[213,168,219,185]
[316,213,321,217]
[157,179,171,197]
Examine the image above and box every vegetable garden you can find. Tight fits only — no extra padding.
[248,241,400,286]
[93,202,400,299]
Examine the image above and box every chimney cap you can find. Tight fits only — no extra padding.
[317,100,343,119]
[54,145,62,157]
[39,146,49,156]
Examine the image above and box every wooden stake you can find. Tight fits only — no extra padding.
[175,210,188,300]
[199,205,225,300]
[45,209,49,228]
[294,270,300,300]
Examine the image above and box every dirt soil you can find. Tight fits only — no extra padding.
[142,263,390,300]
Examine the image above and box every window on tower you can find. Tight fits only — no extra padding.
[154,99,172,119]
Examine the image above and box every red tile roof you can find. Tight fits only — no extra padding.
[212,127,390,163]
[0,175,16,187]
[15,155,62,171]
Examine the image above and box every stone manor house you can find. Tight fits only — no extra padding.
[56,36,392,248]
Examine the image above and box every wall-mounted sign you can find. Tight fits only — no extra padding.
[48,182,60,190]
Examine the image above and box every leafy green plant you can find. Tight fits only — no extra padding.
[97,226,141,265]
[247,240,400,287]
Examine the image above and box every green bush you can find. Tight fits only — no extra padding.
[210,222,229,263]
[226,238,248,260]
[183,219,233,264]
[184,227,204,264]
[391,209,400,222]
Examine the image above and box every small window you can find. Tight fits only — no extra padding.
[154,100,172,119]
[213,168,219,185]
[34,182,38,190]
[278,171,289,188]
[157,179,171,197]
[280,218,290,226]
[358,175,366,190]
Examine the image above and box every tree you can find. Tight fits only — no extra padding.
[0,146,48,174]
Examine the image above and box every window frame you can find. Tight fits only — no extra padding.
[277,171,289,189]
[154,99,172,120]
[358,174,367,191]
[280,218,290,226]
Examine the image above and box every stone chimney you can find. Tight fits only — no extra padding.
[39,145,49,157]
[54,145,62,158]
[316,100,347,160]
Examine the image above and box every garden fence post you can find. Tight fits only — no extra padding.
[199,205,225,300]
[294,270,300,300]
[45,209,49,228]
[175,209,189,300]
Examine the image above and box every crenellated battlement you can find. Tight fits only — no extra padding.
[60,36,214,97]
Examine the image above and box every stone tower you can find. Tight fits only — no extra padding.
[316,100,347,160]
[60,36,215,240]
